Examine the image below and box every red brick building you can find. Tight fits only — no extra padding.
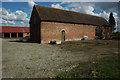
[30,5,112,43]
[0,26,30,39]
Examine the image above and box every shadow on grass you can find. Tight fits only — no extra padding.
[8,39,42,44]
[8,39,31,43]
[8,40,29,43]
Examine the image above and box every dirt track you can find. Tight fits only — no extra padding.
[2,39,119,78]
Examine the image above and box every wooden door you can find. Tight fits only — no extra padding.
[62,30,65,41]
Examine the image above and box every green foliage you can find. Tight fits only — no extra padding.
[109,12,116,32]
[109,12,116,26]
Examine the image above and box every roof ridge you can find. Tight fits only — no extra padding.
[34,4,104,19]
[34,5,41,19]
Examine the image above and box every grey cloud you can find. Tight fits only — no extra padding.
[93,2,118,11]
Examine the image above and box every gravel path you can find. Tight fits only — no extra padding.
[2,39,89,78]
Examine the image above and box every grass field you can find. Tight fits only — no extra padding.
[56,53,119,79]
[112,32,120,40]
[55,40,119,79]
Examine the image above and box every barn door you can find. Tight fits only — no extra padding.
[62,30,65,41]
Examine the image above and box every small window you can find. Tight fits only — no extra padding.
[61,30,65,41]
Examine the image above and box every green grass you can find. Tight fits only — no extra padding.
[112,32,120,40]
[56,53,119,79]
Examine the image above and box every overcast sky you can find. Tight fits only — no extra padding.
[1,0,120,31]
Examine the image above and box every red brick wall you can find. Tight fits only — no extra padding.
[30,23,40,43]
[102,27,112,39]
[41,22,96,43]
[30,6,41,43]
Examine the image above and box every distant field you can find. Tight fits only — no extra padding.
[2,39,119,79]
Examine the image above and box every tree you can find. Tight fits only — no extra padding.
[109,12,116,32]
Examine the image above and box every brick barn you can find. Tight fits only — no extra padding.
[30,5,112,43]
[0,26,30,39]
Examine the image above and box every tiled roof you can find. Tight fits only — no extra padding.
[30,5,110,26]
[0,26,30,33]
